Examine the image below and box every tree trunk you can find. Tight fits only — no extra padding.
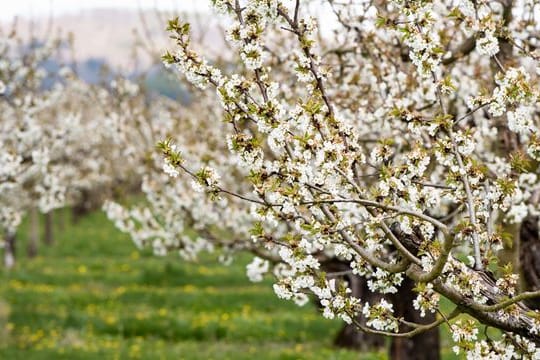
[334,321,385,350]
[389,278,440,360]
[519,215,540,310]
[27,208,39,257]
[43,212,54,245]
[71,191,101,223]
[57,209,65,232]
[4,231,16,269]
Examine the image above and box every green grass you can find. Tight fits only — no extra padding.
[0,210,382,359]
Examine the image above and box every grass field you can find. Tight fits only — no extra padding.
[0,210,381,359]
[0,210,464,359]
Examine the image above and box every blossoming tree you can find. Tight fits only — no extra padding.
[0,28,160,268]
[4,0,540,357]
[0,32,70,267]
[132,0,540,357]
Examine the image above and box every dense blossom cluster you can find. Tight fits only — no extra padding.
[136,0,540,358]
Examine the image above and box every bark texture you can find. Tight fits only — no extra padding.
[520,216,540,309]
[43,212,54,245]
[394,222,540,342]
[27,208,39,257]
[4,231,16,269]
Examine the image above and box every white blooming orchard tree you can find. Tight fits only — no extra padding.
[105,83,266,263]
[0,33,71,267]
[0,28,159,267]
[136,0,540,357]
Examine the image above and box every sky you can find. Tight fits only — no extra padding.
[0,0,209,21]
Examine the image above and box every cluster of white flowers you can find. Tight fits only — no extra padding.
[412,283,439,317]
[0,207,22,234]
[396,2,442,78]
[320,294,357,324]
[495,272,519,297]
[211,0,233,14]
[465,339,515,360]
[367,268,403,294]
[463,333,540,360]
[246,256,269,282]
[241,43,265,70]
[477,31,500,57]
[191,166,221,193]
[362,299,398,332]
[35,174,67,213]
[508,106,536,135]
[451,320,479,355]
[528,135,540,160]
[489,67,537,117]
[444,260,489,305]
[163,159,180,178]
[0,153,22,180]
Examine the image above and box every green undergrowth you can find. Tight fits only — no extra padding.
[0,210,385,359]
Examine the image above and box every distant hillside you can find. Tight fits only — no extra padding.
[1,8,227,72]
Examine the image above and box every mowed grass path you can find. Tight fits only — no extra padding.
[0,211,380,359]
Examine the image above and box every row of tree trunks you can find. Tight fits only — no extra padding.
[71,189,107,224]
[44,212,54,246]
